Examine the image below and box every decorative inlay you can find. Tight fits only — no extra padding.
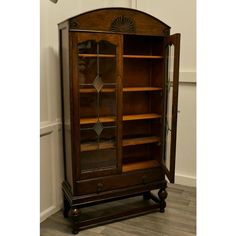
[110,15,136,33]
[70,20,79,29]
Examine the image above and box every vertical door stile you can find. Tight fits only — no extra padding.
[71,33,81,182]
[163,33,181,183]
[116,35,123,173]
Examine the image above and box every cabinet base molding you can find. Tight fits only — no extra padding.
[62,180,167,234]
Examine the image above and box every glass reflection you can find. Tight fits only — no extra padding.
[164,44,174,171]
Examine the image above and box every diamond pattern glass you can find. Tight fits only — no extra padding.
[93,75,104,92]
[93,121,104,136]
[78,37,117,173]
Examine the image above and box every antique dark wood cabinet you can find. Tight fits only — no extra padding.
[58,7,180,234]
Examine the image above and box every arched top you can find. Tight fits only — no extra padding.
[63,7,170,36]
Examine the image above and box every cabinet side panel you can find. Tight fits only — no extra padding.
[60,25,73,191]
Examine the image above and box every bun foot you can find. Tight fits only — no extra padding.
[70,208,80,234]
[158,188,168,213]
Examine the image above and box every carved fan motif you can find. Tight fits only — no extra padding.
[110,16,136,33]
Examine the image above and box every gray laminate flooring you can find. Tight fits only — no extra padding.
[40,184,196,236]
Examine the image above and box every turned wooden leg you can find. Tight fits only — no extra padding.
[143,191,152,200]
[63,195,70,218]
[158,188,168,213]
[70,208,80,234]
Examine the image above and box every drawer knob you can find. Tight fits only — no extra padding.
[97,183,104,193]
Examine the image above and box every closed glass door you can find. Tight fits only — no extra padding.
[76,32,122,178]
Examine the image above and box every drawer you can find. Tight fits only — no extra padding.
[76,167,164,195]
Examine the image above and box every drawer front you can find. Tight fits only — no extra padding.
[76,167,164,195]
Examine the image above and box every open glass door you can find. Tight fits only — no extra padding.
[163,34,180,183]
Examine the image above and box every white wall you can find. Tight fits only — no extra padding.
[40,0,196,222]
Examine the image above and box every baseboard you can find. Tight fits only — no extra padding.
[175,173,196,187]
[40,204,62,223]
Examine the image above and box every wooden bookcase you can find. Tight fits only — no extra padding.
[59,7,180,234]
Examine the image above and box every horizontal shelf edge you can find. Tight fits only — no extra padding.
[123,136,161,147]
[79,87,162,93]
[80,113,161,125]
[123,55,163,59]
[122,160,160,173]
[78,54,116,58]
[80,136,161,152]
[123,87,162,92]
[77,54,163,59]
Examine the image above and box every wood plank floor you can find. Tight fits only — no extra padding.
[40,184,196,236]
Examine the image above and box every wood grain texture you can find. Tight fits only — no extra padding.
[123,113,161,121]
[123,136,160,147]
[122,160,160,172]
[41,184,196,236]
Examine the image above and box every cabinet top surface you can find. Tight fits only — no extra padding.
[59,7,170,36]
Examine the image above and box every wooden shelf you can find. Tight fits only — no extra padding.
[80,88,115,93]
[81,140,115,152]
[123,136,160,147]
[78,54,116,58]
[123,87,162,92]
[123,55,163,59]
[80,136,160,152]
[80,87,162,93]
[78,54,163,59]
[80,116,115,125]
[80,113,161,125]
[123,113,161,121]
[122,160,160,172]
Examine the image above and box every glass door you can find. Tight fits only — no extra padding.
[75,32,122,178]
[163,34,181,183]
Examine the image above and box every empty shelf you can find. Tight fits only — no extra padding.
[122,160,160,172]
[80,116,115,125]
[78,54,116,58]
[123,136,160,147]
[123,113,161,121]
[123,87,162,92]
[123,55,163,59]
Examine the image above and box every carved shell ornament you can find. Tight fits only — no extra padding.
[110,15,136,33]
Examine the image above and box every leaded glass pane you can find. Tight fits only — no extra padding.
[78,36,117,173]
